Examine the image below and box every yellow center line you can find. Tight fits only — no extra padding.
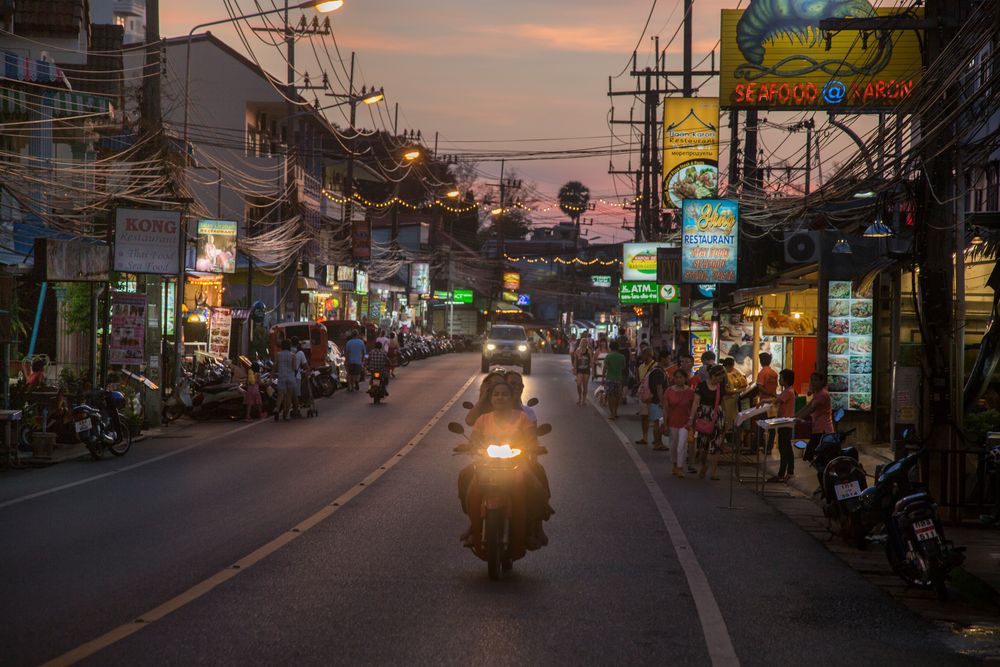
[41,372,480,667]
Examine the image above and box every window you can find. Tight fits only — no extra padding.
[988,162,999,211]
[114,15,126,27]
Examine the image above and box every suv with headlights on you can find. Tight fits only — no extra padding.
[481,324,531,375]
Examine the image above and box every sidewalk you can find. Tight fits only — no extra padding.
[13,419,196,467]
[604,402,1000,658]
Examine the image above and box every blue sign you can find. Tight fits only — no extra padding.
[681,199,738,284]
[516,294,531,306]
[697,284,717,298]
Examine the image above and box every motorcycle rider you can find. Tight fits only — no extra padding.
[459,381,551,550]
[366,343,390,396]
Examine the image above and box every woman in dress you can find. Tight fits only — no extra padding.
[687,364,728,480]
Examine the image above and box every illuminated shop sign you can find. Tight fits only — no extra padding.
[719,7,923,110]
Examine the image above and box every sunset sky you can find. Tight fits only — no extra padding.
[161,1,742,241]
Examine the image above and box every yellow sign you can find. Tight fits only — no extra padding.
[720,6,923,110]
[662,98,719,210]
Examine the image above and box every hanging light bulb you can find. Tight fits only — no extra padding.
[971,228,984,245]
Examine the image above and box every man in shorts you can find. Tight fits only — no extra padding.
[603,340,626,419]
[344,330,366,392]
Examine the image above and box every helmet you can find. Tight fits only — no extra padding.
[107,390,125,407]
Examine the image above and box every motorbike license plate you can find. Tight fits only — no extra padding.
[834,480,862,501]
[913,519,938,541]
[75,418,91,433]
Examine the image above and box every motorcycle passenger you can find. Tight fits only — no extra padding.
[459,381,550,549]
[366,344,390,395]
[504,370,536,424]
[273,339,297,422]
[25,358,47,389]
[344,330,366,392]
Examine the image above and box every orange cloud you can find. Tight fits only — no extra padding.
[479,24,638,54]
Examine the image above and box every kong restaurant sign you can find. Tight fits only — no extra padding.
[719,6,923,110]
[114,208,181,275]
[682,200,738,284]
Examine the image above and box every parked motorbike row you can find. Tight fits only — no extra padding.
[803,409,965,599]
[19,386,132,460]
[164,336,466,421]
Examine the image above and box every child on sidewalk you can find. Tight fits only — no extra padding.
[244,361,262,421]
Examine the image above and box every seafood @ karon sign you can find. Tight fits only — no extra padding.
[682,200,738,284]
[720,2,923,110]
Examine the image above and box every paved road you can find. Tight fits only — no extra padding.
[0,355,976,666]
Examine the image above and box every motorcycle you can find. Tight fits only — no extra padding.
[847,435,965,598]
[311,366,337,398]
[368,371,387,404]
[72,390,132,460]
[449,421,551,581]
[165,375,245,421]
[803,408,867,546]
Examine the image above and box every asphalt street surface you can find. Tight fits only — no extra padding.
[0,354,979,666]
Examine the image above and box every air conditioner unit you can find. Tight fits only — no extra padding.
[784,231,820,264]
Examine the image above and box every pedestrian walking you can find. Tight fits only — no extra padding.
[688,364,728,480]
[603,340,626,420]
[634,347,655,445]
[344,330,366,392]
[769,369,797,482]
[799,372,834,463]
[273,338,297,422]
[573,333,593,406]
[388,332,400,377]
[664,369,694,477]
[244,360,262,421]
[291,336,309,418]
[694,350,716,385]
[647,349,670,451]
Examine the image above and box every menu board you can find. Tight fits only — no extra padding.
[109,292,147,365]
[209,307,233,359]
[827,280,873,411]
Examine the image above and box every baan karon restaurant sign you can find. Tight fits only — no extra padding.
[682,200,738,284]
[719,6,923,110]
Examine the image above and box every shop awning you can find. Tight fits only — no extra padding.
[297,276,321,290]
[731,266,818,303]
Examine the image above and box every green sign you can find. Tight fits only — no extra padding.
[591,275,612,287]
[619,282,679,304]
[433,290,451,300]
[452,289,473,304]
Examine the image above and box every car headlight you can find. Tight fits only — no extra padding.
[517,344,528,352]
[486,343,496,351]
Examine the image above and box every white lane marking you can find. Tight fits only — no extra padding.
[587,391,740,667]
[0,421,266,510]
[40,372,480,667]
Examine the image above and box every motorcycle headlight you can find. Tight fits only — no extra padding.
[486,343,496,351]
[486,444,521,459]
[517,344,528,352]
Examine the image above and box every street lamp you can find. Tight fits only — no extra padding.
[403,149,421,161]
[182,1,343,165]
[446,190,460,199]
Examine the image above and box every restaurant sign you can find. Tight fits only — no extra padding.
[720,7,923,110]
[681,199,738,284]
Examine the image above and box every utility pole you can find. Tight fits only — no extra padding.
[141,0,163,425]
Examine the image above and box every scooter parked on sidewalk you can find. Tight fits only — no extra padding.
[847,433,965,598]
[72,389,132,460]
[802,408,868,545]
[449,421,552,581]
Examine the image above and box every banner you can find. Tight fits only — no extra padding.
[114,208,181,275]
[681,200,738,284]
[40,238,109,282]
[109,292,146,366]
[827,280,873,412]
[195,220,237,273]
[209,307,233,359]
[619,282,679,305]
[351,218,371,260]
[720,7,923,110]
[662,98,719,209]
[516,294,531,307]
[355,269,368,295]
[410,262,430,296]
[623,243,674,282]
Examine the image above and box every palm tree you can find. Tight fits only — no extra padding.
[558,181,590,227]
